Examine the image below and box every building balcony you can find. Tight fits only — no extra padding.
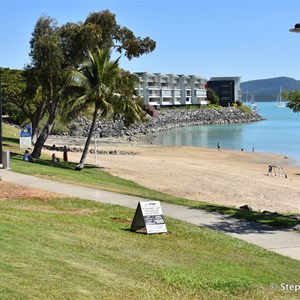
[149,98,160,104]
[161,91,172,97]
[162,99,173,104]
[148,85,160,89]
[196,90,206,97]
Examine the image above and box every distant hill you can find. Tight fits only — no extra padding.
[241,77,300,102]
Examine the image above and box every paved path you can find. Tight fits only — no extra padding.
[1,169,300,261]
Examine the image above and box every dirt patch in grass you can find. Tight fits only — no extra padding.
[0,180,55,201]
[0,180,97,215]
[111,217,132,224]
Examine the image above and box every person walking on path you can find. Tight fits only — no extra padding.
[63,146,68,162]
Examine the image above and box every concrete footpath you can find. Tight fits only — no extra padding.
[1,169,300,261]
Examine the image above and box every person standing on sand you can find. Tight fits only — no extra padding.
[63,146,68,162]
[217,142,221,150]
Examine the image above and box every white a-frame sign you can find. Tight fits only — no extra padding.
[131,201,167,234]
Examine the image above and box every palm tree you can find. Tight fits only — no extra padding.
[64,48,144,170]
[111,70,147,127]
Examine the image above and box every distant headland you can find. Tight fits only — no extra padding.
[241,76,300,102]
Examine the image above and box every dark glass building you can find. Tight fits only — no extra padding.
[207,77,241,107]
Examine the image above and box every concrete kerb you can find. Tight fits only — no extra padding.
[1,169,300,261]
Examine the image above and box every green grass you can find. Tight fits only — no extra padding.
[237,104,253,114]
[0,196,299,299]
[3,124,299,229]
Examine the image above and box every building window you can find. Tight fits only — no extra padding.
[221,90,231,95]
[174,90,181,97]
[162,90,172,97]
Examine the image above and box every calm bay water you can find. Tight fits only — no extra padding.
[151,102,300,165]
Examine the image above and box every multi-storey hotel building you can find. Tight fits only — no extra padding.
[207,77,242,107]
[134,72,208,108]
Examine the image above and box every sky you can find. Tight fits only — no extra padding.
[1,0,300,82]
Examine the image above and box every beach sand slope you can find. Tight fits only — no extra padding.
[45,140,300,214]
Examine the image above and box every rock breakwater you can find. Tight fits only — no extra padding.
[67,107,264,140]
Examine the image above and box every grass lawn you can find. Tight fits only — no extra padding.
[0,195,299,299]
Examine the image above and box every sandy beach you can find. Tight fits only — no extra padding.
[45,137,300,214]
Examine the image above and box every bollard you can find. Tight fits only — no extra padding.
[2,150,10,169]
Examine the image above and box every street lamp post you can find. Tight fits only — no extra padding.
[289,23,300,33]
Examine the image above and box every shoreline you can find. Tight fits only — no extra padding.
[46,132,300,167]
[45,137,300,214]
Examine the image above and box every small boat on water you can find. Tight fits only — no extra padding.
[275,86,287,108]
[248,94,260,112]
[249,102,259,112]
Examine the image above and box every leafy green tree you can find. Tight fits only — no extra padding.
[0,67,55,142]
[0,68,26,124]
[282,90,300,113]
[206,88,219,105]
[64,48,144,170]
[28,15,65,158]
[0,66,57,143]
[21,68,47,143]
[59,10,156,67]
[111,70,147,126]
[29,10,155,158]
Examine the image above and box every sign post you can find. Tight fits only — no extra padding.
[20,125,32,149]
[131,201,167,234]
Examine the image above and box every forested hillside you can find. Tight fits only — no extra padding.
[241,77,300,102]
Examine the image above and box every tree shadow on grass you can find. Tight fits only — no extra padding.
[11,152,99,171]
[198,213,283,235]
[3,136,19,144]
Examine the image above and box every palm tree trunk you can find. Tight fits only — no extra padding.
[75,106,100,170]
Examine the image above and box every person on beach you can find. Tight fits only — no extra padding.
[63,146,69,162]
[217,142,221,150]
[52,153,59,163]
[23,150,29,161]
[23,150,33,162]
[268,165,273,176]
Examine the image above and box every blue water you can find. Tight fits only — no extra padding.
[151,102,300,165]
